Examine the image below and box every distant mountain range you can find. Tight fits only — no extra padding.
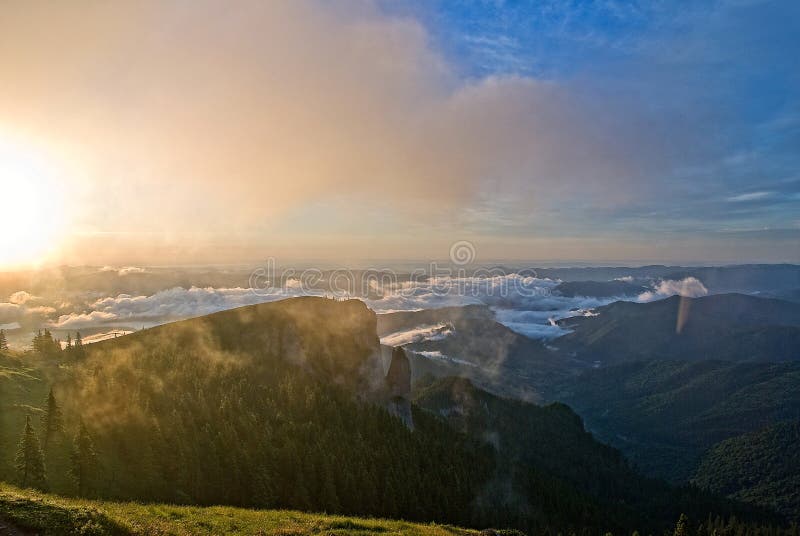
[555,293,800,365]
[373,291,800,519]
[3,264,800,528]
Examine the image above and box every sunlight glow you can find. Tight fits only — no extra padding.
[0,135,66,268]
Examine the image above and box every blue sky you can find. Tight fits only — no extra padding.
[374,0,800,258]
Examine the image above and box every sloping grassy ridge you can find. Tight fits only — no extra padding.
[0,483,504,536]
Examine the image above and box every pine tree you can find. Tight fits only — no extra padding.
[66,333,72,351]
[32,329,42,353]
[71,420,98,497]
[74,331,84,357]
[0,329,8,351]
[41,388,63,450]
[15,415,47,489]
[674,514,690,536]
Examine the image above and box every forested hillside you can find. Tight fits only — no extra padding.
[414,377,777,533]
[1,299,493,528]
[694,421,800,521]
[552,360,800,481]
[0,298,788,534]
[556,294,800,365]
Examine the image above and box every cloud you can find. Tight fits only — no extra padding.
[379,323,453,347]
[26,306,57,316]
[637,277,708,302]
[409,349,477,368]
[43,272,703,339]
[53,311,119,330]
[50,286,302,329]
[100,266,148,276]
[8,291,41,305]
[0,303,22,324]
[0,0,681,263]
[727,191,774,202]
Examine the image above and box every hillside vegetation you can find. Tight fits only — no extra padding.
[556,294,800,365]
[553,359,800,482]
[694,421,800,521]
[0,298,788,534]
[0,483,491,536]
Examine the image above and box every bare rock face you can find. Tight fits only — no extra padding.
[385,346,413,429]
[385,346,411,398]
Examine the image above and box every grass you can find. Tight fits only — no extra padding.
[0,483,488,535]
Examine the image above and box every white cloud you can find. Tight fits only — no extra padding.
[53,311,118,329]
[379,323,453,346]
[117,266,147,276]
[726,191,773,202]
[99,266,147,276]
[410,349,477,368]
[637,277,708,302]
[8,291,40,305]
[50,286,303,329]
[43,273,700,339]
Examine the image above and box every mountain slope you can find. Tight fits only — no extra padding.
[553,280,648,298]
[414,377,777,533]
[0,298,784,534]
[694,421,800,521]
[377,306,572,402]
[552,360,800,481]
[557,294,800,364]
[2,298,495,529]
[0,483,496,536]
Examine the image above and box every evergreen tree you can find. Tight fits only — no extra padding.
[41,388,64,450]
[74,331,84,357]
[32,329,42,353]
[15,415,47,489]
[71,420,98,497]
[0,328,8,351]
[66,333,72,351]
[674,514,690,536]
[32,329,61,357]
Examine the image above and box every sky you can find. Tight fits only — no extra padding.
[0,0,798,267]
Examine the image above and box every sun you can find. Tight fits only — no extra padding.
[0,135,66,268]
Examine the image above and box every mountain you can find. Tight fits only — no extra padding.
[532,264,800,293]
[414,376,777,533]
[377,305,573,402]
[694,420,800,521]
[2,298,495,529]
[551,360,800,482]
[553,280,649,298]
[0,297,781,534]
[556,294,800,365]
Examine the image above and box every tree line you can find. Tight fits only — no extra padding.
[13,388,98,496]
[30,329,85,358]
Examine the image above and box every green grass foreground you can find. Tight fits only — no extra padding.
[0,483,489,536]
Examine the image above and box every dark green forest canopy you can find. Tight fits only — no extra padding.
[0,298,788,534]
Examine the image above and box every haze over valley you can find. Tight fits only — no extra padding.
[1,1,799,534]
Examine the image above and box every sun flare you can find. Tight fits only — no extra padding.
[0,136,65,268]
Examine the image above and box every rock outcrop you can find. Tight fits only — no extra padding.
[385,346,413,428]
[385,346,411,398]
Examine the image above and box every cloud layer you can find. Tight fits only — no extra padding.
[1,0,770,264]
